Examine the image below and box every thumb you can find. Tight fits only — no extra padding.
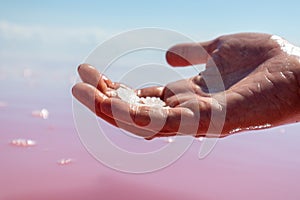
[166,39,217,67]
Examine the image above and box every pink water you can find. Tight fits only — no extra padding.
[1,69,300,200]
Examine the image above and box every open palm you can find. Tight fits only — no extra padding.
[72,33,300,139]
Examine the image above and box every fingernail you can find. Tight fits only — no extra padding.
[77,64,84,72]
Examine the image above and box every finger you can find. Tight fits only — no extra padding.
[78,63,119,92]
[137,86,164,98]
[164,93,198,107]
[72,82,106,113]
[166,39,218,67]
[145,132,179,140]
[72,82,160,138]
[72,82,199,137]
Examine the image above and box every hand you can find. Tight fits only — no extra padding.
[72,33,300,139]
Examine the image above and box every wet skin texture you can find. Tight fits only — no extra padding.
[72,33,300,139]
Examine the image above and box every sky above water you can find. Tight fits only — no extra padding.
[1,0,300,69]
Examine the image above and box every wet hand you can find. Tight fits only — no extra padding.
[72,33,300,139]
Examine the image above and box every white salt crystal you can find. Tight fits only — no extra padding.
[116,85,140,104]
[116,85,166,107]
[11,138,36,147]
[57,158,73,165]
[31,108,49,119]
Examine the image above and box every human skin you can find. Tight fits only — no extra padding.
[72,33,300,139]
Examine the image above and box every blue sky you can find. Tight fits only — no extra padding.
[1,0,300,70]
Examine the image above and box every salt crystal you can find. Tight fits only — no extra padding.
[140,96,166,107]
[115,85,166,107]
[57,158,73,165]
[31,108,49,119]
[116,85,140,104]
[11,138,36,147]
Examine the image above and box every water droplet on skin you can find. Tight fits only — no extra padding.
[247,124,272,130]
[229,124,272,134]
[31,108,49,119]
[57,158,73,165]
[11,139,37,147]
[229,128,242,134]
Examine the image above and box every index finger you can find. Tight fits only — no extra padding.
[72,82,161,138]
[78,63,119,93]
[137,86,164,98]
[166,39,218,67]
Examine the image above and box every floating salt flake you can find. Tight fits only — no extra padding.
[11,138,36,147]
[57,158,73,165]
[31,108,49,119]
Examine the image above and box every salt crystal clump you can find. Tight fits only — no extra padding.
[115,85,166,107]
[57,158,73,165]
[116,85,140,104]
[11,138,36,147]
[31,108,49,119]
[140,96,166,107]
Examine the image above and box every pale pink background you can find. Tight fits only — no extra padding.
[1,69,300,200]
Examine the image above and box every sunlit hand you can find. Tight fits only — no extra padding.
[72,33,300,139]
